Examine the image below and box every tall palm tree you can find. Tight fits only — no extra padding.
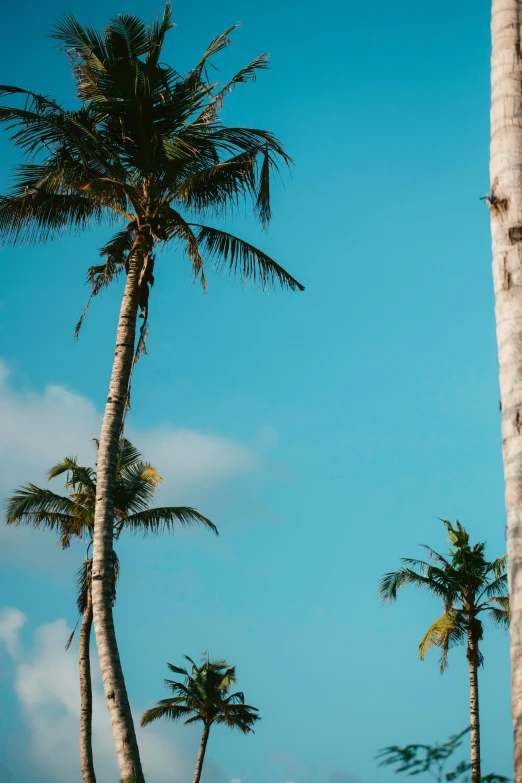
[0,6,302,779]
[5,439,216,783]
[379,520,509,783]
[141,655,259,783]
[488,1,522,776]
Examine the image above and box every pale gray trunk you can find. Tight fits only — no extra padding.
[192,725,210,783]
[79,593,96,783]
[467,636,481,783]
[490,2,522,777]
[91,247,145,783]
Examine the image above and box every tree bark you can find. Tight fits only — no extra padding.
[91,246,145,783]
[467,636,481,783]
[79,593,96,783]
[192,725,210,783]
[490,2,522,778]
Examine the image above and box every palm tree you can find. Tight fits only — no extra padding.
[488,1,522,775]
[142,655,259,783]
[0,6,302,779]
[5,439,216,783]
[379,520,509,783]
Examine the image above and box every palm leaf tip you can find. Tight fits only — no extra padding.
[189,224,304,292]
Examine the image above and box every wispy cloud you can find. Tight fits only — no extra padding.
[0,359,256,566]
[0,607,195,783]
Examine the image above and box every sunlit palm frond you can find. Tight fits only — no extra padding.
[419,610,467,672]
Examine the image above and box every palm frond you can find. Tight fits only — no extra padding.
[379,567,449,602]
[189,223,304,291]
[105,14,149,61]
[5,485,84,531]
[0,191,104,246]
[147,2,175,67]
[212,53,270,111]
[418,610,467,672]
[123,506,218,535]
[141,702,194,726]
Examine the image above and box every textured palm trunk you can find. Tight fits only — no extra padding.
[192,725,210,783]
[91,246,145,783]
[490,2,522,778]
[467,636,481,783]
[79,593,96,783]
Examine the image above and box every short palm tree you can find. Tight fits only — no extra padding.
[379,520,509,783]
[0,6,302,779]
[5,439,216,783]
[141,655,259,783]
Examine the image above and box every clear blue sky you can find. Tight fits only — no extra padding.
[0,1,511,782]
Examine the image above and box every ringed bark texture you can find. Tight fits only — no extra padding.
[79,594,96,783]
[192,725,210,783]
[467,637,481,783]
[490,1,522,777]
[90,249,145,783]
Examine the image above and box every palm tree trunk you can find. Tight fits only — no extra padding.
[467,637,481,783]
[192,725,210,783]
[79,593,96,783]
[91,244,146,783]
[489,2,522,778]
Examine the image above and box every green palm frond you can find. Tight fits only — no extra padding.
[114,460,159,514]
[1,9,302,293]
[477,572,508,601]
[215,701,260,733]
[0,191,105,246]
[123,506,218,535]
[75,557,92,616]
[189,223,304,291]
[380,519,508,671]
[146,2,175,67]
[211,54,270,112]
[5,485,86,540]
[143,654,257,734]
[48,458,96,494]
[379,567,449,602]
[141,702,195,726]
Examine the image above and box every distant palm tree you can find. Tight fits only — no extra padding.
[0,6,302,778]
[142,655,259,783]
[379,520,509,783]
[5,439,216,783]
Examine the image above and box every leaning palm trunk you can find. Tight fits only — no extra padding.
[467,636,481,783]
[192,725,210,783]
[79,592,96,783]
[489,1,522,777]
[91,247,146,783]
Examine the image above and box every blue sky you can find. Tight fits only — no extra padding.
[0,0,511,782]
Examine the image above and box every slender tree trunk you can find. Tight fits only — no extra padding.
[467,636,481,783]
[192,725,210,783]
[91,243,146,783]
[79,593,96,783]
[490,2,522,778]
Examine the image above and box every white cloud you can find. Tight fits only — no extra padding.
[0,607,26,657]
[0,358,255,565]
[0,607,195,783]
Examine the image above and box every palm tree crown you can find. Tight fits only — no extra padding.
[379,520,509,670]
[6,438,216,547]
[0,1,303,328]
[141,654,260,732]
